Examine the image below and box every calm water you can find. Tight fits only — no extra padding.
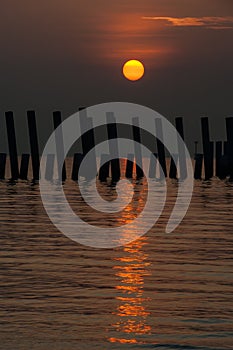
[0,160,233,350]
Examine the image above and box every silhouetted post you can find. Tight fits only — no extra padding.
[224,141,229,156]
[19,154,30,180]
[194,141,198,155]
[194,154,203,180]
[71,153,83,181]
[169,154,178,179]
[79,107,93,156]
[125,153,134,178]
[149,153,158,178]
[27,111,40,181]
[0,153,7,179]
[226,117,233,180]
[169,116,184,180]
[45,154,55,181]
[98,154,110,181]
[215,141,222,178]
[79,108,96,180]
[201,117,213,180]
[209,142,214,178]
[175,117,187,180]
[155,118,167,179]
[222,141,230,177]
[53,111,66,181]
[5,111,19,180]
[132,117,143,179]
[106,112,121,182]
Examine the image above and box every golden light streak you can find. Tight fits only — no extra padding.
[108,188,152,343]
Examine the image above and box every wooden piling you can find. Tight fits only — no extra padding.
[45,154,55,181]
[226,117,233,143]
[169,154,178,179]
[225,117,233,180]
[71,153,83,181]
[169,116,185,180]
[0,153,7,179]
[27,111,40,181]
[53,111,66,181]
[175,117,184,137]
[106,112,121,182]
[155,118,167,179]
[222,141,230,177]
[201,117,213,180]
[79,108,96,180]
[132,117,144,179]
[149,153,157,178]
[208,142,214,179]
[194,154,203,180]
[79,108,94,155]
[125,153,134,178]
[224,141,229,156]
[19,153,30,180]
[5,111,19,180]
[215,141,222,178]
[175,117,187,180]
[98,154,110,181]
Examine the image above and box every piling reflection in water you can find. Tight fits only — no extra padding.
[108,180,152,344]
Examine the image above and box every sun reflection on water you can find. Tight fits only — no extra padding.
[108,182,152,344]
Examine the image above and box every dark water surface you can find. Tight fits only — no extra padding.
[0,162,233,349]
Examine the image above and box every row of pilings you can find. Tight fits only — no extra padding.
[0,110,233,182]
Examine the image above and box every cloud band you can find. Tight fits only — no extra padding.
[142,16,233,29]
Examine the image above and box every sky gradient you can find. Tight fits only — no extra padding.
[0,0,232,152]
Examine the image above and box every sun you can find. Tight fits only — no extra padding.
[122,59,145,81]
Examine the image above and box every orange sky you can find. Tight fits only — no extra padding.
[0,0,232,151]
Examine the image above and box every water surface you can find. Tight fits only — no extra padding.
[0,161,233,349]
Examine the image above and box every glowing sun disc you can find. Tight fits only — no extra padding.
[123,59,145,81]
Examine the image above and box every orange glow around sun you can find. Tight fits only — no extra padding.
[123,60,145,81]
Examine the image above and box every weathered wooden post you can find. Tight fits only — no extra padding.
[169,117,183,179]
[0,153,7,179]
[224,141,229,157]
[45,154,55,181]
[19,154,30,180]
[53,111,67,181]
[79,107,94,156]
[125,153,134,178]
[222,141,230,177]
[106,112,121,182]
[79,108,96,180]
[175,117,187,180]
[194,154,203,180]
[209,142,214,178]
[194,141,198,155]
[5,111,19,180]
[225,117,233,180]
[155,118,167,179]
[132,117,144,179]
[98,154,110,181]
[215,141,222,178]
[169,154,178,179]
[149,153,158,178]
[201,117,213,180]
[27,111,40,181]
[71,153,83,181]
